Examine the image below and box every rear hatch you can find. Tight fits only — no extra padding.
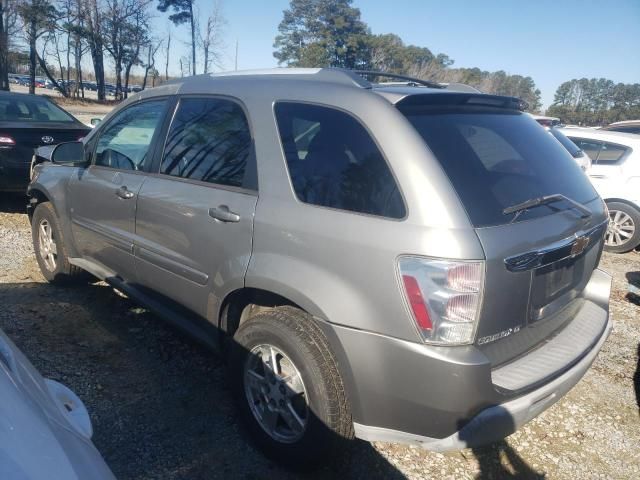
[397,93,607,366]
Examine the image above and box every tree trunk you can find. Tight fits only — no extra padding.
[36,52,68,97]
[28,19,36,94]
[189,3,195,76]
[165,34,170,81]
[0,1,9,91]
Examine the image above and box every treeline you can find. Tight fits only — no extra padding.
[547,78,640,126]
[0,0,224,100]
[273,0,542,111]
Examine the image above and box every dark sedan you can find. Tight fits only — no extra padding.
[0,92,90,192]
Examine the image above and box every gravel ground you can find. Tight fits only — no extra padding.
[1,192,638,480]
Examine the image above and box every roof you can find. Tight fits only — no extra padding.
[558,127,640,146]
[608,120,640,126]
[166,68,491,105]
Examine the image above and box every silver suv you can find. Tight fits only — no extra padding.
[28,68,612,467]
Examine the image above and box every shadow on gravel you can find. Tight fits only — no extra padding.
[626,271,640,306]
[0,193,29,214]
[470,441,546,479]
[459,409,546,479]
[0,281,406,480]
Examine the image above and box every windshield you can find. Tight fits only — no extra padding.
[0,96,77,123]
[399,106,598,227]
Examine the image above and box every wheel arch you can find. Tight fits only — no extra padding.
[219,286,363,423]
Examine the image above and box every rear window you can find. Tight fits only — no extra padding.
[399,106,598,227]
[0,96,76,123]
[275,102,405,219]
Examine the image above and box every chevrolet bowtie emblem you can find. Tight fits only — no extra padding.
[570,235,590,256]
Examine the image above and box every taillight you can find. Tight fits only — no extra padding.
[0,134,15,146]
[398,257,484,345]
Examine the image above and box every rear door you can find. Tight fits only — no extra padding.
[134,96,258,318]
[67,98,170,281]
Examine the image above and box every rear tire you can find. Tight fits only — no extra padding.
[230,306,353,469]
[32,202,86,284]
[604,201,640,253]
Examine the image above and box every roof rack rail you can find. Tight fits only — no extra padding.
[352,70,445,89]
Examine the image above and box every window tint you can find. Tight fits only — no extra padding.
[274,102,405,219]
[597,142,628,163]
[548,129,581,157]
[95,100,167,171]
[0,96,76,122]
[400,107,598,227]
[567,137,601,160]
[161,98,252,188]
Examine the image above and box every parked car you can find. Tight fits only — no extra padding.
[28,68,612,468]
[0,91,90,192]
[544,125,592,172]
[560,127,640,253]
[0,327,115,479]
[600,120,640,135]
[531,114,562,127]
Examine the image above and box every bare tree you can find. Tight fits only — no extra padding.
[197,0,224,74]
[17,0,57,94]
[80,0,106,100]
[141,38,161,89]
[157,0,196,76]
[104,0,150,99]
[0,0,19,90]
[164,29,170,80]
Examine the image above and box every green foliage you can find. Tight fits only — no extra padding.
[157,0,192,26]
[274,0,542,112]
[547,78,640,125]
[273,0,370,69]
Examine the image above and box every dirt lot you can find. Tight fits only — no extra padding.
[0,193,638,480]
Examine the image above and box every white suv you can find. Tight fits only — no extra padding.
[560,127,640,252]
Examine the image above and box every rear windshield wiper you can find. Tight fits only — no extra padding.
[503,194,592,220]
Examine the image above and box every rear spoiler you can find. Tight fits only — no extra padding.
[397,93,529,112]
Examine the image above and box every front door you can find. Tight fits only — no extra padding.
[134,96,258,318]
[68,98,169,281]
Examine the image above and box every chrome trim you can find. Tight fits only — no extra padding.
[504,220,607,272]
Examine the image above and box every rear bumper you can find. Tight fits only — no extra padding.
[0,150,31,192]
[321,269,612,450]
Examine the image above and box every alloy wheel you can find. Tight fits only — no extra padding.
[606,209,636,247]
[244,344,309,443]
[38,219,58,271]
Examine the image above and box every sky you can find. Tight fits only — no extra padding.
[151,0,640,110]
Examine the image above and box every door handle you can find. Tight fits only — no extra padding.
[115,186,135,200]
[209,205,240,223]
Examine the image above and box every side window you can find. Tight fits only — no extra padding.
[274,102,405,219]
[597,142,628,164]
[94,99,167,171]
[160,97,252,189]
[569,137,602,161]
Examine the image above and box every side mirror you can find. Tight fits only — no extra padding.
[90,117,102,127]
[51,141,87,166]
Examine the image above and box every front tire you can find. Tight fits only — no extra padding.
[604,201,640,253]
[230,306,353,469]
[32,202,86,283]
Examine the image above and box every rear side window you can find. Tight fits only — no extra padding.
[597,142,628,164]
[274,102,405,219]
[568,137,602,160]
[400,106,598,227]
[161,98,252,189]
